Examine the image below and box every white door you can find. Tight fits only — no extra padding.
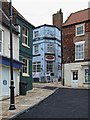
[2,68,9,96]
[71,71,78,88]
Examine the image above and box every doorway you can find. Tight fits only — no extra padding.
[71,71,78,88]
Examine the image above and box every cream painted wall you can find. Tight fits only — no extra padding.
[63,62,89,88]
[0,24,20,100]
[2,26,19,60]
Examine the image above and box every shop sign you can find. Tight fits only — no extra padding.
[45,55,55,61]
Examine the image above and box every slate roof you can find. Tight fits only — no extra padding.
[1,1,34,32]
[63,8,90,26]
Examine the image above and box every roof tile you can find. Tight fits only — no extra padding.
[63,8,90,26]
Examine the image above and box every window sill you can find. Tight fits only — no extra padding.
[76,34,85,37]
[22,43,30,48]
[83,82,90,84]
[22,73,30,77]
[75,59,84,61]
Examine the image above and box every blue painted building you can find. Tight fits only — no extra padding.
[32,24,61,82]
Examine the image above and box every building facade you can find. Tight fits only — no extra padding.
[1,2,35,96]
[53,8,90,88]
[62,8,90,88]
[33,24,61,82]
[16,15,35,91]
[0,7,22,100]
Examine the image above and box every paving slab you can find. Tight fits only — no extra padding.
[0,82,61,120]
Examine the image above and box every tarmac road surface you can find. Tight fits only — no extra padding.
[10,88,89,119]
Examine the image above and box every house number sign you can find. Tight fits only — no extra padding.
[3,80,7,85]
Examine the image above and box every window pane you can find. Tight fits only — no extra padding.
[75,43,84,60]
[32,62,41,72]
[76,24,84,36]
[34,31,39,38]
[0,31,2,53]
[85,69,90,82]
[22,26,28,45]
[0,31,2,40]
[47,61,53,72]
[73,71,78,80]
[22,58,28,74]
[0,42,2,52]
[47,44,53,53]
[77,26,83,35]
[37,62,41,72]
[34,45,39,54]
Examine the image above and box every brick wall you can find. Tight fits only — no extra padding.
[63,22,90,64]
[62,25,75,63]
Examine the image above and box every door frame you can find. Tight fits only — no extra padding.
[71,70,78,88]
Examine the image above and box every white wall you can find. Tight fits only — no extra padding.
[0,24,20,100]
[0,65,19,100]
[2,26,19,60]
[64,62,89,88]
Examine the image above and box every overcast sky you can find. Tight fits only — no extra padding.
[12,0,89,27]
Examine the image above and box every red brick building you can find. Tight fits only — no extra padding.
[53,8,90,88]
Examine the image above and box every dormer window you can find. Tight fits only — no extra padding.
[76,23,85,36]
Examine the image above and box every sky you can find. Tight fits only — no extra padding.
[12,0,90,27]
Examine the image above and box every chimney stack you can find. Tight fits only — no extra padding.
[52,9,63,30]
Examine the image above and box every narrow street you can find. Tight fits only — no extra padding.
[10,88,89,119]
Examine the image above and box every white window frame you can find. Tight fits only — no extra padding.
[0,29,3,54]
[22,57,29,76]
[76,23,85,36]
[22,26,29,47]
[46,61,53,73]
[75,41,85,61]
[34,45,39,55]
[32,62,41,72]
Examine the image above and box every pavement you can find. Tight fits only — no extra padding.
[0,81,62,120]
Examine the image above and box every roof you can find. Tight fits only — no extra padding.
[34,24,61,31]
[1,2,35,29]
[0,8,19,34]
[63,8,90,27]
